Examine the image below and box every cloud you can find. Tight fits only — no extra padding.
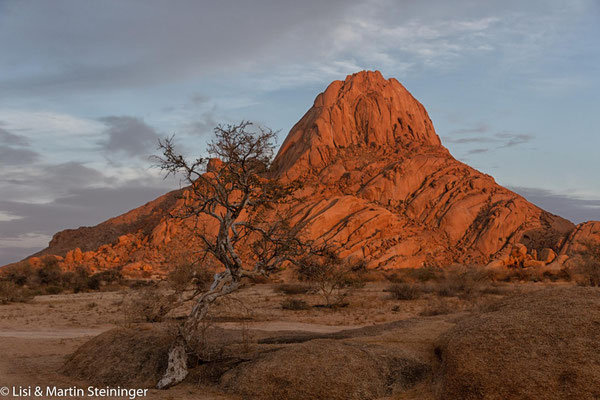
[0,181,175,265]
[443,125,534,154]
[495,132,534,147]
[2,0,582,98]
[190,93,209,106]
[99,116,160,157]
[0,126,29,146]
[449,123,490,135]
[0,145,39,165]
[510,186,600,224]
[186,111,217,136]
[467,148,489,155]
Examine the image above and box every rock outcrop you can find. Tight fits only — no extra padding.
[437,287,600,399]
[6,71,597,274]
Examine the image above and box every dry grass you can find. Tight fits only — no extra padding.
[419,298,458,316]
[275,283,311,295]
[388,283,423,300]
[281,298,310,310]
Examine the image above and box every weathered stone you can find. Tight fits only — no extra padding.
[7,70,589,275]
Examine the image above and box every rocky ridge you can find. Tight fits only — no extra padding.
[9,71,599,276]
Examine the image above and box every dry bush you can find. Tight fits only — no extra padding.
[0,281,34,304]
[165,258,214,293]
[122,286,176,323]
[186,298,257,363]
[571,242,600,286]
[298,251,366,307]
[1,262,34,286]
[489,266,546,283]
[434,266,491,299]
[419,297,457,316]
[388,283,422,300]
[2,259,125,295]
[123,260,215,324]
[275,283,311,295]
[436,287,600,399]
[385,266,444,283]
[281,298,310,310]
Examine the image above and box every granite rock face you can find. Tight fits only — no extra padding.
[9,71,596,274]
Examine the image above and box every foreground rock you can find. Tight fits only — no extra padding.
[436,287,600,399]
[220,339,429,400]
[62,327,173,387]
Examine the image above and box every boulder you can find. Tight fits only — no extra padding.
[437,287,600,400]
[540,248,557,263]
[220,339,429,400]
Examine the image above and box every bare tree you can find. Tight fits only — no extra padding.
[153,121,305,388]
[298,249,366,307]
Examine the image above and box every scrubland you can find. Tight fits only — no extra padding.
[1,262,599,399]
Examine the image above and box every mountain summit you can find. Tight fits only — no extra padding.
[274,70,441,178]
[10,71,599,274]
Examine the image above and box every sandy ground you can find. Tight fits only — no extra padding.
[0,281,548,399]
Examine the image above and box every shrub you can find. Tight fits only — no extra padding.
[572,243,600,286]
[384,266,444,283]
[0,281,34,304]
[298,250,366,307]
[435,266,491,299]
[166,258,214,294]
[388,283,422,300]
[37,262,63,285]
[276,284,310,295]
[123,286,176,323]
[44,285,64,295]
[419,298,456,316]
[2,262,33,286]
[281,299,310,310]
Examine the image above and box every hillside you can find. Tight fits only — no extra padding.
[9,71,599,275]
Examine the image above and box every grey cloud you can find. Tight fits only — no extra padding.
[0,182,175,266]
[510,186,600,224]
[0,145,39,165]
[466,148,489,155]
[0,0,357,96]
[190,94,209,106]
[495,132,533,147]
[0,127,29,146]
[443,136,494,144]
[187,111,218,136]
[449,122,490,135]
[99,116,160,157]
[0,162,113,197]
[443,129,534,153]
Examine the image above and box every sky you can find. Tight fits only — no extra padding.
[0,0,599,265]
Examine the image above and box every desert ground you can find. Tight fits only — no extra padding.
[2,274,596,400]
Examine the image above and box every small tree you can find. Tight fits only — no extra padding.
[298,249,366,307]
[154,121,306,388]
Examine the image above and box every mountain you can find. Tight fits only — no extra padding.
[9,71,599,275]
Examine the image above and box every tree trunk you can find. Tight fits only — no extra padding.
[157,271,239,389]
[156,335,188,389]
